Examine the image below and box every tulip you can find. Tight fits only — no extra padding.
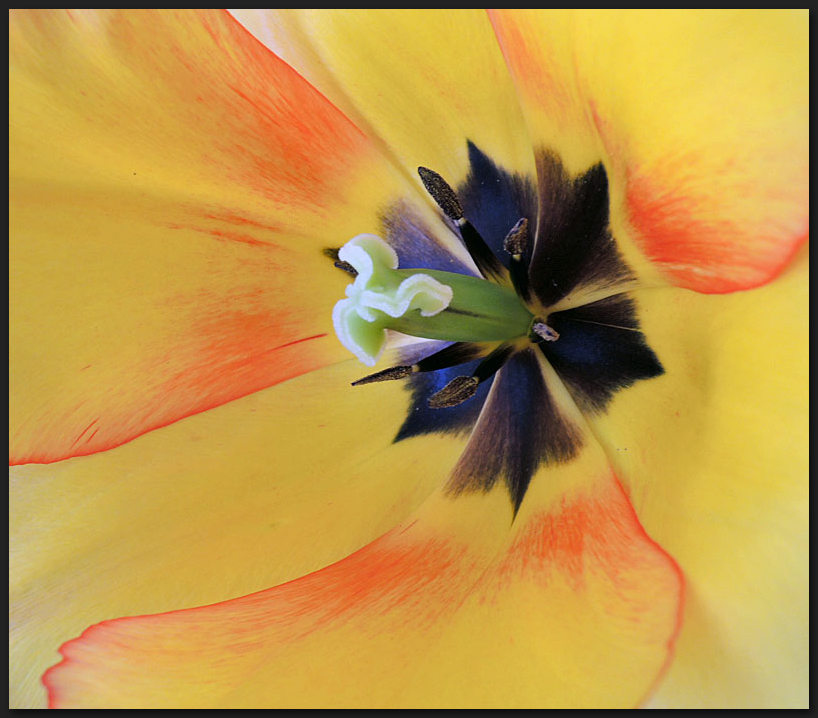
[9,9,807,708]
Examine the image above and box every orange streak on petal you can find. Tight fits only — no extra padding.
[196,11,371,197]
[486,10,575,126]
[626,166,809,294]
[43,476,685,708]
[495,474,685,659]
[11,331,331,466]
[486,9,600,174]
[42,519,475,708]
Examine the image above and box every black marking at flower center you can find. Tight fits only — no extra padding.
[377,143,662,511]
[527,152,634,306]
[541,294,663,413]
[448,348,582,515]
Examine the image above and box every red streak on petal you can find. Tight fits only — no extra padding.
[165,221,277,248]
[11,332,328,466]
[201,211,283,234]
[69,418,99,450]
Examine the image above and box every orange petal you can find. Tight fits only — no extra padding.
[489,9,808,292]
[43,440,683,708]
[9,9,408,462]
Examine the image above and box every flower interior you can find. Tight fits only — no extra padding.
[330,143,664,513]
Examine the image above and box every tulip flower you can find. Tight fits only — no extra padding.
[9,9,808,709]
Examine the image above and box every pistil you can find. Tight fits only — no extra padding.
[332,234,533,366]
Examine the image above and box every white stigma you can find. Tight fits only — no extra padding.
[332,234,453,366]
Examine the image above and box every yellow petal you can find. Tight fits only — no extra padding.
[590,245,809,707]
[9,9,414,462]
[40,417,682,708]
[487,10,599,175]
[231,10,537,194]
[10,359,470,708]
[490,9,808,292]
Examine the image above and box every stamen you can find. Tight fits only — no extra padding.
[334,260,358,276]
[503,218,530,301]
[532,321,560,342]
[418,167,506,283]
[415,341,486,372]
[427,342,515,409]
[473,342,515,382]
[352,342,487,386]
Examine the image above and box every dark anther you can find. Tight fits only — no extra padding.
[503,218,528,257]
[427,375,479,409]
[323,247,358,277]
[334,260,357,275]
[503,218,530,301]
[352,365,415,386]
[417,167,506,283]
[426,342,514,409]
[353,342,486,387]
[417,167,464,222]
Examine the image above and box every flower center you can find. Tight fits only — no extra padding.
[325,141,664,511]
[331,166,560,407]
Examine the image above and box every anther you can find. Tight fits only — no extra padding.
[531,321,560,342]
[417,167,464,222]
[323,247,358,276]
[351,365,416,386]
[335,260,357,275]
[427,375,479,409]
[417,167,506,283]
[503,218,528,258]
[426,342,514,409]
[503,218,530,301]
